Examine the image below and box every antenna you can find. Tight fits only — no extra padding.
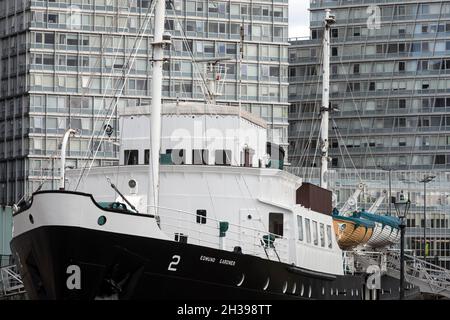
[238,20,245,166]
[239,19,245,119]
[320,9,336,190]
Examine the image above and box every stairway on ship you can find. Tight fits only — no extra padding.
[348,250,450,299]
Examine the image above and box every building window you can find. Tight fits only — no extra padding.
[332,158,339,167]
[297,216,303,241]
[435,98,445,108]
[435,155,446,165]
[331,28,338,38]
[196,209,207,224]
[331,47,338,56]
[124,150,139,165]
[269,212,284,237]
[193,149,209,165]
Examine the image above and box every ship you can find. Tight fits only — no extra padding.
[9,3,419,300]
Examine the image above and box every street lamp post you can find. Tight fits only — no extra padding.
[419,175,436,260]
[394,193,411,301]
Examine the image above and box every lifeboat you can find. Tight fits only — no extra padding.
[359,211,401,248]
[332,214,375,250]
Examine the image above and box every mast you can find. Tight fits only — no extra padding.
[320,9,335,189]
[148,0,166,216]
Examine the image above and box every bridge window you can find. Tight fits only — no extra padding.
[320,223,325,247]
[124,149,139,165]
[305,218,311,243]
[167,149,186,165]
[297,216,303,241]
[144,149,149,165]
[215,149,232,166]
[269,212,283,237]
[196,209,207,224]
[193,149,209,165]
[312,221,318,246]
[327,225,333,249]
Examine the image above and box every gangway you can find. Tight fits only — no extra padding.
[386,251,450,299]
[346,250,450,299]
[0,264,26,299]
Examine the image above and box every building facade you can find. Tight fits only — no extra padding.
[0,0,290,205]
[289,0,450,171]
[288,0,450,269]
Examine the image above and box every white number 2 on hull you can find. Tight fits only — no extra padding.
[168,255,181,271]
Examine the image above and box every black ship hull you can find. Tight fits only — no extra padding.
[10,225,418,300]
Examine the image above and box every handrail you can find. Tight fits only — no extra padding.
[348,249,450,298]
[154,205,290,263]
[0,264,25,299]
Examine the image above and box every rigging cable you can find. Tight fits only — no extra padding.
[74,1,157,190]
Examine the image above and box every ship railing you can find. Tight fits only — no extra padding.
[154,206,290,263]
[0,264,25,299]
[344,250,386,274]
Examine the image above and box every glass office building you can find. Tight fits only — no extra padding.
[288,0,450,268]
[0,0,290,204]
[290,0,450,171]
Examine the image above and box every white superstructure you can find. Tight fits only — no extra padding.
[63,103,345,276]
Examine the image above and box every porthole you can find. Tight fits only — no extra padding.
[263,277,270,291]
[98,216,107,226]
[300,284,304,296]
[128,179,137,188]
[308,285,312,298]
[282,281,288,294]
[29,214,34,224]
[237,274,245,287]
[292,282,297,294]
